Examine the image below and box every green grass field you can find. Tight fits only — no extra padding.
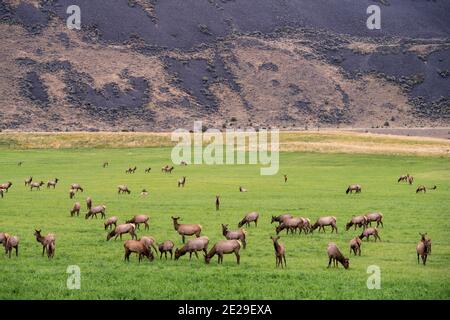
[0,146,449,299]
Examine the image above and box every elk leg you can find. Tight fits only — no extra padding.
[145,222,149,230]
[182,235,185,243]
[170,250,173,259]
[194,251,199,260]
[42,245,45,256]
[189,252,192,260]
[327,257,332,268]
[283,255,286,268]
[160,252,163,260]
[15,246,18,257]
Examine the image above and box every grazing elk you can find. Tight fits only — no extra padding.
[416,233,432,266]
[25,177,32,186]
[0,181,12,192]
[145,167,152,173]
[85,205,107,219]
[140,236,158,255]
[33,229,55,259]
[204,240,241,265]
[104,216,118,230]
[118,185,131,194]
[271,214,293,225]
[123,240,154,263]
[271,236,286,268]
[398,174,410,183]
[86,197,92,210]
[364,212,384,228]
[171,216,202,243]
[300,217,312,233]
[107,223,137,241]
[215,195,220,211]
[140,189,149,197]
[70,202,81,217]
[239,186,247,192]
[46,178,59,189]
[162,165,174,173]
[345,215,368,231]
[70,183,84,192]
[69,189,75,199]
[178,176,186,187]
[327,243,349,269]
[311,216,338,233]
[126,215,150,230]
[4,234,19,258]
[30,181,44,191]
[275,217,303,235]
[346,184,361,194]
[222,224,247,249]
[349,237,362,256]
[359,227,381,242]
[416,185,437,193]
[238,212,259,228]
[175,236,209,260]
[159,240,175,259]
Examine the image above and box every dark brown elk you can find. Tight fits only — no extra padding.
[104,216,118,230]
[30,181,44,191]
[327,242,349,269]
[346,184,361,194]
[416,185,437,193]
[345,215,368,231]
[359,227,381,242]
[222,224,247,249]
[215,195,220,211]
[239,186,247,192]
[171,216,202,243]
[271,214,293,225]
[275,217,303,235]
[159,240,175,259]
[140,236,158,255]
[33,229,55,259]
[271,236,286,268]
[204,240,241,265]
[416,233,432,265]
[238,212,259,228]
[4,234,19,258]
[46,178,59,189]
[0,181,12,192]
[86,197,92,210]
[25,177,32,186]
[123,240,154,263]
[311,216,338,233]
[349,237,362,256]
[70,202,81,217]
[85,205,106,219]
[70,183,84,192]
[107,223,137,241]
[117,185,131,194]
[126,215,150,230]
[144,167,152,173]
[364,212,384,228]
[175,236,209,260]
[178,176,186,187]
[69,189,75,199]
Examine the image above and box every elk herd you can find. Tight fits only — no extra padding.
[0,166,437,270]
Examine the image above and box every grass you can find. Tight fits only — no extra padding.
[0,145,449,299]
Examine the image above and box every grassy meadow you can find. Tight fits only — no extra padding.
[0,133,449,299]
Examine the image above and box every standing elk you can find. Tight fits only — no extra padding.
[204,240,241,265]
[239,186,247,192]
[159,240,175,259]
[271,214,293,225]
[123,240,154,263]
[416,233,432,266]
[346,184,361,194]
[271,236,286,268]
[349,237,362,256]
[30,181,44,191]
[140,236,158,255]
[300,217,312,233]
[125,166,137,174]
[311,216,338,233]
[126,215,150,230]
[359,227,381,242]
[215,195,220,211]
[364,212,384,228]
[175,236,209,260]
[118,185,131,194]
[222,224,247,249]
[275,217,303,235]
[162,165,174,173]
[345,215,368,231]
[238,212,259,228]
[178,176,186,187]
[46,178,59,189]
[104,216,118,230]
[4,234,19,258]
[70,202,81,217]
[284,174,288,183]
[70,183,84,192]
[327,243,349,269]
[85,205,107,219]
[86,197,92,210]
[416,185,437,193]
[25,177,32,186]
[107,223,137,241]
[145,167,152,173]
[0,181,12,192]
[33,229,55,259]
[103,161,109,168]
[69,189,75,199]
[171,216,202,243]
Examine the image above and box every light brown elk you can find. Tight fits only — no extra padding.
[364,212,384,228]
[416,233,432,266]
[175,236,209,260]
[85,205,106,219]
[159,240,175,259]
[239,186,247,192]
[140,189,149,197]
[107,223,137,241]
[271,214,293,225]
[222,224,247,249]
[327,242,349,269]
[33,229,55,259]
[271,236,286,268]
[416,185,437,193]
[4,234,19,258]
[238,212,259,228]
[0,181,12,192]
[104,216,118,230]
[70,183,84,192]
[70,202,81,217]
[204,240,241,265]
[139,236,158,255]
[86,197,92,209]
[117,185,131,194]
[311,216,338,233]
[30,181,44,191]
[349,237,362,256]
[46,178,59,189]
[126,215,150,230]
[275,217,303,235]
[359,227,381,242]
[178,176,186,187]
[123,240,154,263]
[300,217,312,233]
[345,215,368,231]
[346,184,361,194]
[171,216,202,243]
[25,177,32,186]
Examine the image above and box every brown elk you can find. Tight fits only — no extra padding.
[144,167,152,173]
[70,183,84,192]
[69,189,75,199]
[171,216,202,243]
[345,215,368,231]
[0,181,12,192]
[107,223,137,241]
[70,202,81,217]
[327,242,349,269]
[416,233,432,266]
[123,240,154,263]
[33,229,55,259]
[126,215,150,230]
[300,217,312,233]
[140,236,158,255]
[159,240,175,259]
[175,236,209,260]
[239,186,247,192]
[275,217,303,235]
[349,237,362,256]
[215,195,220,211]
[359,227,381,242]
[222,224,247,249]
[104,216,118,230]
[364,212,384,228]
[178,176,186,187]
[30,181,44,191]
[85,205,107,219]
[25,177,32,186]
[416,185,437,193]
[346,184,361,194]
[4,235,19,258]
[118,185,131,194]
[86,197,92,210]
[180,161,188,166]
[271,214,293,225]
[162,165,174,173]
[271,236,286,268]
[398,174,410,183]
[311,216,338,233]
[125,166,137,174]
[140,189,149,197]
[204,240,241,265]
[46,178,59,189]
[238,212,259,228]
[103,161,109,168]
[284,174,288,183]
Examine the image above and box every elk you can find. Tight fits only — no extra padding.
[69,189,75,199]
[238,212,259,228]
[178,176,186,187]
[175,236,209,260]
[284,174,288,183]
[300,217,312,233]
[346,184,361,194]
[162,165,174,173]
[18,161,23,166]
[103,161,109,168]
[275,217,303,235]
[311,216,338,233]
[30,181,44,191]
[140,189,149,197]
[125,166,137,174]
[70,183,84,192]
[416,185,437,193]
[86,197,92,210]
[4,234,19,258]
[118,185,131,194]
[104,216,118,230]
[159,240,175,259]
[204,240,241,265]
[327,243,349,269]
[46,178,59,189]
[107,223,137,241]
[349,237,362,256]
[345,215,368,231]
[70,202,81,217]
[416,233,432,266]
[271,214,293,225]
[271,236,286,268]
[25,177,32,186]
[239,186,247,192]
[144,167,152,173]
[180,161,188,166]
[140,236,158,255]
[33,229,55,259]
[171,216,202,243]
[215,195,220,211]
[85,205,107,219]
[222,224,247,249]
[364,212,384,228]
[123,240,154,263]
[398,174,410,183]
[0,181,12,192]
[126,215,150,230]
[359,227,381,242]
